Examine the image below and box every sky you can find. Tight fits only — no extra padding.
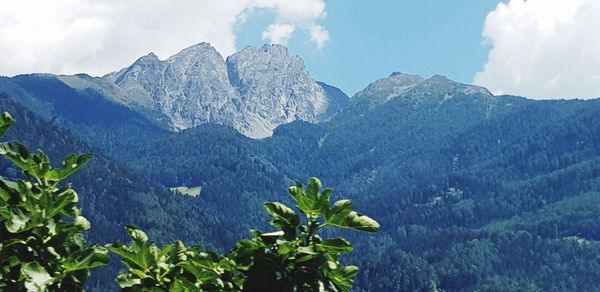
[1,0,599,99]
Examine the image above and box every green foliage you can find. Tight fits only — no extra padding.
[109,226,242,291]
[111,178,379,291]
[0,107,378,291]
[6,74,600,291]
[0,112,109,291]
[231,177,379,292]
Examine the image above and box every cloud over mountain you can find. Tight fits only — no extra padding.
[475,0,600,99]
[0,0,328,77]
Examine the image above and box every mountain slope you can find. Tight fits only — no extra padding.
[0,74,168,155]
[114,73,600,291]
[4,54,600,291]
[0,94,252,291]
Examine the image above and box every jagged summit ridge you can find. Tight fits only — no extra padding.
[100,43,343,138]
[353,72,425,106]
[226,44,329,137]
[353,72,493,108]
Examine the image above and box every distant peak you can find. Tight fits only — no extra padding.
[422,75,492,96]
[176,42,218,55]
[389,71,408,77]
[429,74,451,82]
[423,75,461,87]
[388,72,425,82]
[132,52,160,65]
[234,44,291,57]
[187,42,213,49]
[261,43,288,52]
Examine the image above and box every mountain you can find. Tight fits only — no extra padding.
[0,94,247,291]
[0,43,347,139]
[114,72,600,291]
[101,42,346,138]
[0,74,169,156]
[3,43,600,291]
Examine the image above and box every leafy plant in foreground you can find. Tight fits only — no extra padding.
[109,226,243,291]
[112,178,379,291]
[0,112,109,291]
[231,177,380,291]
[0,109,379,291]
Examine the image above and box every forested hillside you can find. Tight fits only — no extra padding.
[2,72,600,290]
[0,95,246,290]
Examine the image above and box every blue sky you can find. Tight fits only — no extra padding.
[237,1,505,95]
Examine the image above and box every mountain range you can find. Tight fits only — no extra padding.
[2,43,600,291]
[1,43,346,139]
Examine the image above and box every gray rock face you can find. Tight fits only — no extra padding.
[226,45,328,137]
[353,72,426,107]
[352,72,493,109]
[102,43,341,138]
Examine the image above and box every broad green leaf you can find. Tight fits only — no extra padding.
[45,153,93,181]
[170,278,197,292]
[0,112,14,137]
[325,200,353,223]
[288,184,314,216]
[181,261,219,283]
[297,246,318,255]
[327,265,359,292]
[288,178,329,217]
[342,211,380,232]
[116,272,141,288]
[29,151,50,179]
[296,245,319,263]
[0,178,17,203]
[275,239,296,255]
[127,225,149,243]
[63,246,110,272]
[5,207,29,233]
[319,188,333,214]
[46,188,78,218]
[307,177,322,198]
[0,206,10,220]
[73,215,91,230]
[264,202,299,232]
[0,142,32,174]
[21,262,54,292]
[326,200,380,232]
[318,238,353,254]
[163,242,180,262]
[108,242,153,271]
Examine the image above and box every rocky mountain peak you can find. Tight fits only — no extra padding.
[224,44,330,137]
[140,52,159,61]
[419,75,492,97]
[349,71,498,113]
[353,72,425,106]
[166,42,223,64]
[98,42,343,138]
[226,44,306,91]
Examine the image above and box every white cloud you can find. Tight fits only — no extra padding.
[0,0,329,77]
[308,24,330,49]
[474,0,600,99]
[262,23,295,45]
[247,0,329,48]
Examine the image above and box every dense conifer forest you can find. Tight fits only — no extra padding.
[2,74,600,290]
